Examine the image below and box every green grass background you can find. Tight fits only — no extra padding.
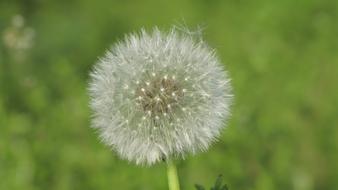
[1,0,338,189]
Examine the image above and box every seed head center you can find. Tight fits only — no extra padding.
[136,76,183,117]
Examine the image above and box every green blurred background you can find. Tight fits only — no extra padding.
[1,0,338,189]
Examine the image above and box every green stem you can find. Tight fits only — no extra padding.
[167,160,180,190]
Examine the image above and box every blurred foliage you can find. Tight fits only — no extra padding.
[195,175,228,190]
[1,0,338,189]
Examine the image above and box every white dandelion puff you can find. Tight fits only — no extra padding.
[3,15,35,51]
[89,27,233,165]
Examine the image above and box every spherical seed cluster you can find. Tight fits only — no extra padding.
[89,28,233,165]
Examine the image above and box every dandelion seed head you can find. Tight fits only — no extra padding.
[3,15,35,51]
[89,27,233,165]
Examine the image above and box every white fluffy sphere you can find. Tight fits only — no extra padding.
[89,28,233,165]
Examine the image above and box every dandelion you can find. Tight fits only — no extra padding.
[3,15,35,51]
[89,27,232,189]
[89,27,232,163]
